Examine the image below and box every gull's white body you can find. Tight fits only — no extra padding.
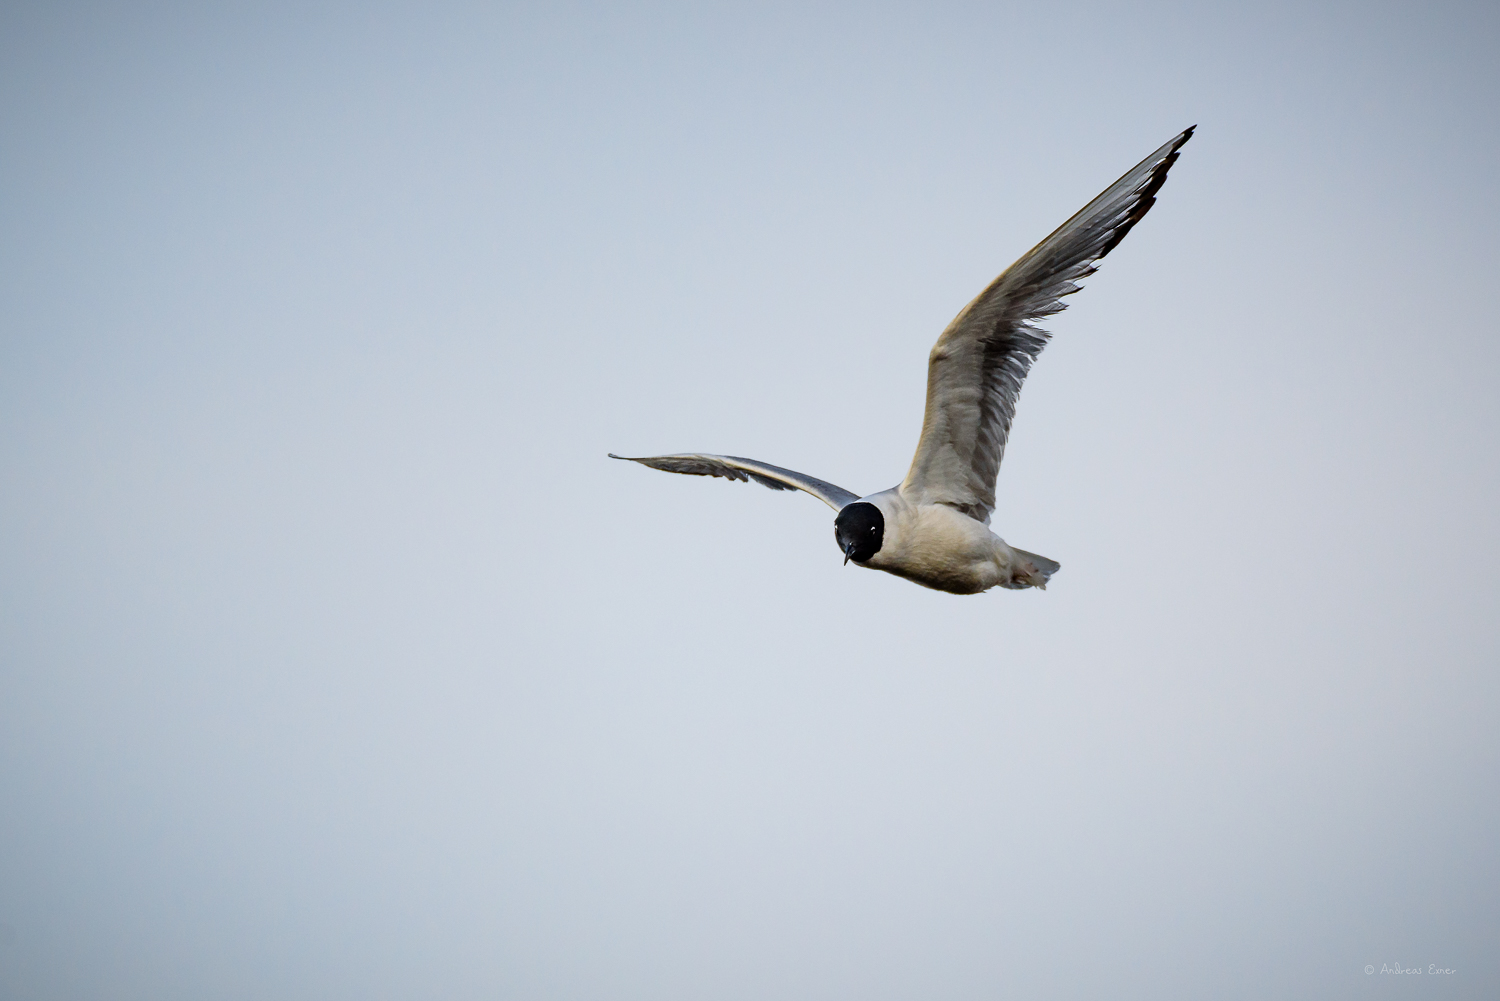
[611,128,1193,595]
[854,488,1055,594]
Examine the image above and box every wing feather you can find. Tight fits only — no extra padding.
[902,126,1194,523]
[609,453,861,511]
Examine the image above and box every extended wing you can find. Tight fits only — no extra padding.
[609,453,861,512]
[902,127,1194,523]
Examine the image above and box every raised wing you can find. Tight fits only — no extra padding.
[902,126,1194,523]
[609,453,861,512]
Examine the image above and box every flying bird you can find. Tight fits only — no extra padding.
[612,127,1194,594]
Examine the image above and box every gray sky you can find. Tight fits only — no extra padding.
[2,1,1497,998]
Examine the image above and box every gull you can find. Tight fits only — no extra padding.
[612,127,1193,595]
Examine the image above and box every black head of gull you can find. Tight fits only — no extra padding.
[834,503,884,564]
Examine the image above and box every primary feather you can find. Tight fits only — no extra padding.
[608,453,860,511]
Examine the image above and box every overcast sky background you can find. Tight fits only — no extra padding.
[2,1,1498,998]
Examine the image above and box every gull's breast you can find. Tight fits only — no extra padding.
[864,503,1003,595]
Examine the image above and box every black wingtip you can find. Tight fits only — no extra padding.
[1096,127,1195,259]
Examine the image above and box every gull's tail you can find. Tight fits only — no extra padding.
[1008,548,1060,590]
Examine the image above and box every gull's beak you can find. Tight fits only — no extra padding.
[843,542,856,565]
